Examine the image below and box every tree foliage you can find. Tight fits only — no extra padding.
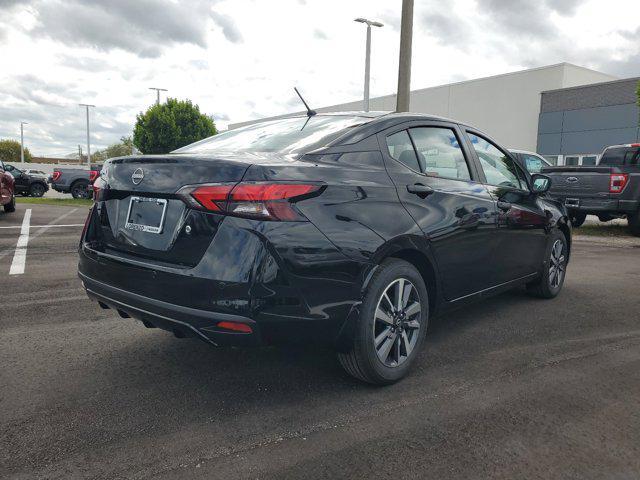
[0,139,32,163]
[92,136,136,162]
[133,98,217,154]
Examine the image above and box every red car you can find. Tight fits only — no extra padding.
[0,159,16,213]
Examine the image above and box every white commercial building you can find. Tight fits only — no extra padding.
[230,63,617,159]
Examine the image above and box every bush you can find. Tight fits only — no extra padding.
[0,139,32,163]
[133,98,217,154]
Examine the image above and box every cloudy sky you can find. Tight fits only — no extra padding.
[0,0,638,156]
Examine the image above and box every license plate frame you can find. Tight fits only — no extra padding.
[124,196,168,234]
[565,198,580,208]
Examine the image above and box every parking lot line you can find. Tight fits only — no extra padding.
[0,224,83,229]
[9,209,31,275]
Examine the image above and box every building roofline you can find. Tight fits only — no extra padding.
[541,75,640,94]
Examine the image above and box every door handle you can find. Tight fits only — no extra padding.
[497,200,512,211]
[406,183,434,197]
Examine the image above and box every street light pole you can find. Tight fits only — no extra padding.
[396,0,414,112]
[20,122,28,164]
[354,18,383,112]
[149,87,168,105]
[79,104,95,166]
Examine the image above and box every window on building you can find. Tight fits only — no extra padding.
[408,127,471,180]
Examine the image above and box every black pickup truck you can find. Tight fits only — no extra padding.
[542,143,640,235]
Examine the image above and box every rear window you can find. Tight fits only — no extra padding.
[600,147,640,166]
[174,115,369,155]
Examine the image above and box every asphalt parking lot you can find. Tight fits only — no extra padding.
[1,203,639,479]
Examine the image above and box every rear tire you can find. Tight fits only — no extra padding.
[4,194,16,213]
[527,230,567,299]
[29,183,45,197]
[71,181,89,199]
[569,212,586,228]
[337,259,428,385]
[628,209,640,237]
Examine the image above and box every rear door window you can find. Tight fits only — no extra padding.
[408,127,471,180]
[386,130,420,172]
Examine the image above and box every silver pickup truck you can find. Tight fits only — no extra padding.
[542,144,640,235]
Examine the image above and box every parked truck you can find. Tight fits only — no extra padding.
[51,164,102,199]
[542,143,640,235]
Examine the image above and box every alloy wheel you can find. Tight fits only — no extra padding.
[549,239,566,289]
[372,278,422,367]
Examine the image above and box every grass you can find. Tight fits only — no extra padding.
[574,223,632,237]
[16,197,93,207]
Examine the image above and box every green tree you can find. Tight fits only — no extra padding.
[0,139,33,163]
[133,98,217,154]
[92,136,136,162]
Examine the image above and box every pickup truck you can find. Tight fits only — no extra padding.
[542,143,640,235]
[51,164,102,199]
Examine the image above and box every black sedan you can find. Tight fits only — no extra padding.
[79,112,570,385]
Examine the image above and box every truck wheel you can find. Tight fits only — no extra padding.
[337,258,428,385]
[569,212,586,228]
[628,209,640,236]
[29,183,46,198]
[4,194,16,212]
[71,181,89,199]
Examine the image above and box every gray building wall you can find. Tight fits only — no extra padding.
[537,77,640,156]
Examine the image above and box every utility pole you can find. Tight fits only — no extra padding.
[149,87,168,105]
[354,18,384,112]
[396,0,414,112]
[79,104,94,166]
[78,145,83,163]
[20,122,28,163]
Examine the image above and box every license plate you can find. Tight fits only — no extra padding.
[565,198,580,207]
[125,196,168,234]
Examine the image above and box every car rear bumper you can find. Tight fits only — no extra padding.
[558,197,639,213]
[80,271,263,347]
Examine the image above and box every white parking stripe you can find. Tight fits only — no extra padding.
[9,209,32,275]
[0,224,83,229]
[0,208,81,262]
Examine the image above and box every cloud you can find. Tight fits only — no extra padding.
[20,0,221,58]
[421,11,469,48]
[313,29,328,40]
[211,11,243,44]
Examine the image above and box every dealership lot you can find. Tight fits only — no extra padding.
[1,204,639,479]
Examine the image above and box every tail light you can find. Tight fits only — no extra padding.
[609,173,628,193]
[89,170,99,182]
[52,170,61,182]
[92,176,106,201]
[178,182,323,221]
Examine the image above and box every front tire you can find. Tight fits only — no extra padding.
[4,194,16,212]
[527,230,568,299]
[338,259,428,385]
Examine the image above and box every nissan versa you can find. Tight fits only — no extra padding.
[79,112,570,385]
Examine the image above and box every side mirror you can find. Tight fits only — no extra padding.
[531,173,551,194]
